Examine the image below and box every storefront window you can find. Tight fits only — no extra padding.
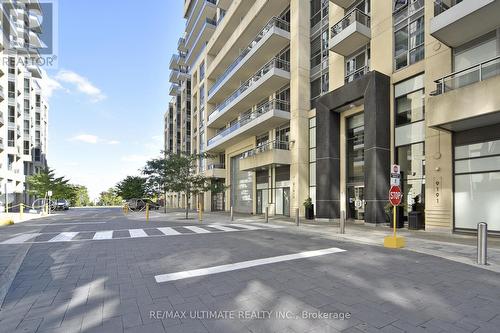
[309,117,316,206]
[346,113,365,184]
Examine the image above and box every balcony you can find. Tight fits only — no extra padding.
[329,9,371,57]
[169,69,189,83]
[169,54,180,70]
[27,64,42,79]
[0,112,4,125]
[29,14,42,33]
[428,56,500,131]
[239,140,291,171]
[0,138,3,151]
[185,18,216,66]
[207,17,290,104]
[329,0,357,8]
[207,58,290,128]
[185,0,216,49]
[431,0,500,48]
[204,163,226,178]
[206,99,290,152]
[0,86,4,101]
[178,37,187,52]
[169,84,179,96]
[185,0,216,38]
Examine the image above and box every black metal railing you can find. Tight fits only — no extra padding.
[331,8,370,38]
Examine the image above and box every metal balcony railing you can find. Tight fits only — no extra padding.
[345,66,369,83]
[434,55,500,95]
[208,99,290,146]
[240,139,290,159]
[208,17,290,97]
[208,58,290,123]
[434,0,464,16]
[331,8,370,38]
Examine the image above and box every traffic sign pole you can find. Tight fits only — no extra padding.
[384,166,405,249]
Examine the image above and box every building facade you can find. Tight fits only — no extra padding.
[0,0,49,207]
[166,0,500,233]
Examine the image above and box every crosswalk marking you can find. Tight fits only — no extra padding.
[155,247,346,283]
[0,223,285,245]
[1,233,40,244]
[93,231,113,240]
[208,224,240,232]
[157,227,181,236]
[48,232,78,242]
[230,223,263,230]
[183,226,210,234]
[129,229,148,238]
[251,222,283,229]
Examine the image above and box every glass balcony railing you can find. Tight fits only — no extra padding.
[208,163,225,169]
[434,0,464,16]
[240,139,290,160]
[207,99,290,147]
[208,58,290,123]
[434,55,500,95]
[208,17,290,97]
[331,8,370,38]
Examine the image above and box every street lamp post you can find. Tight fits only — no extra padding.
[47,190,53,215]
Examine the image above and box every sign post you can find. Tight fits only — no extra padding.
[384,165,405,248]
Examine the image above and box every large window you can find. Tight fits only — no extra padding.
[310,0,329,108]
[394,0,424,70]
[309,117,316,206]
[455,139,500,232]
[310,73,329,108]
[395,74,425,218]
[345,47,370,83]
[310,0,328,29]
[346,113,365,185]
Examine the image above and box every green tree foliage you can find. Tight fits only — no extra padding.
[70,185,91,207]
[26,167,71,199]
[116,176,147,200]
[143,152,221,218]
[97,188,123,206]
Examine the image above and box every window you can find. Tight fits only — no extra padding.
[199,61,205,81]
[8,131,15,147]
[24,141,30,155]
[35,113,41,125]
[8,82,15,98]
[309,117,317,206]
[8,155,14,170]
[310,73,329,108]
[345,47,370,83]
[24,120,29,135]
[36,94,41,107]
[8,106,15,123]
[24,78,30,94]
[310,0,328,29]
[393,0,424,70]
[8,57,15,74]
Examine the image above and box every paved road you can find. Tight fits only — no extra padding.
[0,208,499,333]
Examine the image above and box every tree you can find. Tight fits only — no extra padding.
[97,188,123,206]
[26,167,72,199]
[70,185,91,207]
[116,176,147,200]
[143,152,220,218]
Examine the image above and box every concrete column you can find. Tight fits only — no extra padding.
[289,0,311,216]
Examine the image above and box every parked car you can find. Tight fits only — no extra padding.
[127,198,146,211]
[52,199,70,211]
[143,199,160,210]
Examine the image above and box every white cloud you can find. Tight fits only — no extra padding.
[55,70,106,102]
[40,70,65,99]
[70,134,119,145]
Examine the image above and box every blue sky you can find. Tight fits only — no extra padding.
[45,0,184,199]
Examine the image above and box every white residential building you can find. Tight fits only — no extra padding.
[0,0,49,206]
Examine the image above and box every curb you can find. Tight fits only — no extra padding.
[0,220,14,227]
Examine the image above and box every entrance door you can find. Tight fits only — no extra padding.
[347,185,365,221]
[283,187,290,217]
[257,190,263,214]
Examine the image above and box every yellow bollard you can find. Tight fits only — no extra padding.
[19,204,24,220]
[145,203,150,222]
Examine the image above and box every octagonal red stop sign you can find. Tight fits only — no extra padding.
[389,185,402,206]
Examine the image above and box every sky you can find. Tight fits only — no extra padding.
[44,0,185,199]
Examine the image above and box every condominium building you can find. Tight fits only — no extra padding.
[0,0,49,206]
[166,0,500,233]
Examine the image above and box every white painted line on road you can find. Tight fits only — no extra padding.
[208,224,240,232]
[155,247,346,283]
[27,222,107,226]
[251,223,284,229]
[129,229,148,238]
[48,232,78,242]
[229,223,263,230]
[1,233,40,244]
[157,227,181,236]
[93,231,113,240]
[183,226,211,234]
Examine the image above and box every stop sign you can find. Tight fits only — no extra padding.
[389,185,402,206]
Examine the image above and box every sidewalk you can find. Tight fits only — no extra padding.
[147,209,500,273]
[0,212,45,224]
